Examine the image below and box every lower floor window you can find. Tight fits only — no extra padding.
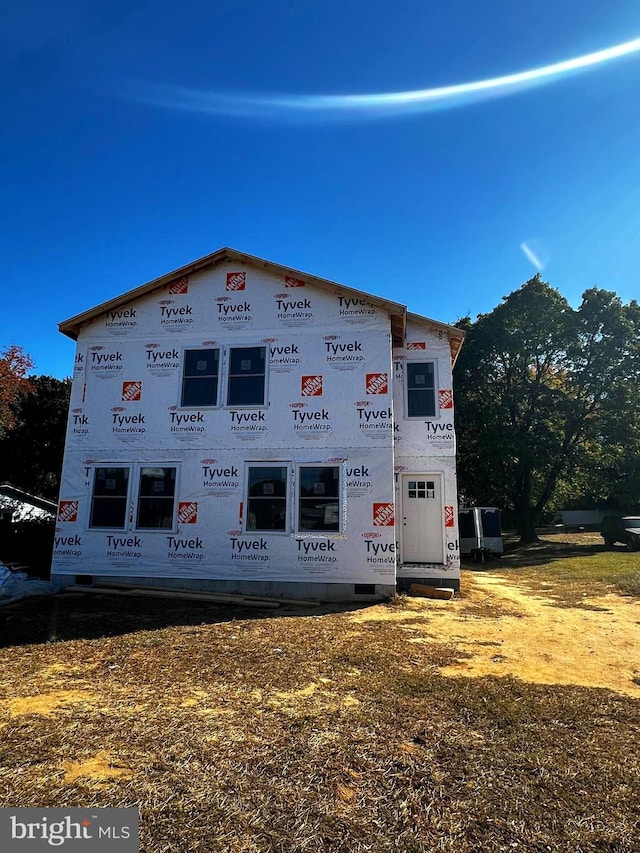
[137,466,177,529]
[298,466,341,532]
[247,465,288,531]
[89,464,177,530]
[90,467,129,528]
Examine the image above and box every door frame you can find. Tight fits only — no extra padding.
[399,472,445,564]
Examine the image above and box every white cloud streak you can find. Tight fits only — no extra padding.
[520,242,545,271]
[121,36,640,122]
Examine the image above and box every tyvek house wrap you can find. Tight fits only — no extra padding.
[52,262,400,586]
[393,315,461,583]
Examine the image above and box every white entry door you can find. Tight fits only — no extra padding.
[401,474,444,563]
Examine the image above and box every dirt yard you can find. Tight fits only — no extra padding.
[353,571,640,697]
[1,546,640,852]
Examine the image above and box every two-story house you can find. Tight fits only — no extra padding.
[51,248,464,601]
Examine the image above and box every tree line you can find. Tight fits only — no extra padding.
[0,349,70,501]
[454,276,640,541]
[1,275,639,542]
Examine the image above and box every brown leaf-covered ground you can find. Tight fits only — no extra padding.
[0,534,639,852]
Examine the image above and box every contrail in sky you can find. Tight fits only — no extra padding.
[123,36,640,121]
[520,242,545,271]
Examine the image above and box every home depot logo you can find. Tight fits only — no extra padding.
[122,381,142,402]
[366,373,388,395]
[301,375,323,397]
[444,506,455,527]
[284,276,305,287]
[57,501,78,522]
[439,389,453,409]
[168,276,189,294]
[373,503,395,527]
[178,501,198,524]
[226,272,246,291]
[406,341,427,350]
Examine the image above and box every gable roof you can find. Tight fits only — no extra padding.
[58,247,464,355]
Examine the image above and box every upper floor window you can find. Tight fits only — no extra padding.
[181,348,219,407]
[227,346,266,406]
[406,361,436,418]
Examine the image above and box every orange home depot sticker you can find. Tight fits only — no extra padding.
[284,276,305,287]
[57,501,78,522]
[168,276,189,294]
[444,506,455,527]
[366,373,388,395]
[178,501,198,524]
[226,272,246,291]
[301,375,323,396]
[373,502,395,526]
[406,341,427,350]
[439,389,453,409]
[122,381,142,402]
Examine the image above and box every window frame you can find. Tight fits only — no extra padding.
[88,465,131,530]
[295,464,343,535]
[177,345,269,409]
[404,359,438,420]
[87,463,180,532]
[226,344,268,408]
[180,347,221,409]
[244,463,291,534]
[135,465,179,531]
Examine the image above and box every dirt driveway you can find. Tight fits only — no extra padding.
[351,571,640,698]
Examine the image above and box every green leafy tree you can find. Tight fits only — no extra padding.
[454,276,640,542]
[0,375,71,499]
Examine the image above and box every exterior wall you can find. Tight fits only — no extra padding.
[392,317,461,590]
[52,261,397,598]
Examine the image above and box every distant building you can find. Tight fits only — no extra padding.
[0,483,57,523]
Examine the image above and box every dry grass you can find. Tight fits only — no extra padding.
[478,531,640,608]
[1,544,639,852]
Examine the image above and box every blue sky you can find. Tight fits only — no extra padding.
[3,0,640,379]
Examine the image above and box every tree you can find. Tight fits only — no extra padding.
[454,276,640,542]
[0,375,71,500]
[0,345,33,435]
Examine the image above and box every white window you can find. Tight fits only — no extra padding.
[89,464,178,531]
[297,465,341,533]
[136,466,177,530]
[227,346,267,407]
[406,361,436,418]
[246,465,289,532]
[181,348,219,407]
[179,346,267,408]
[89,467,129,529]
